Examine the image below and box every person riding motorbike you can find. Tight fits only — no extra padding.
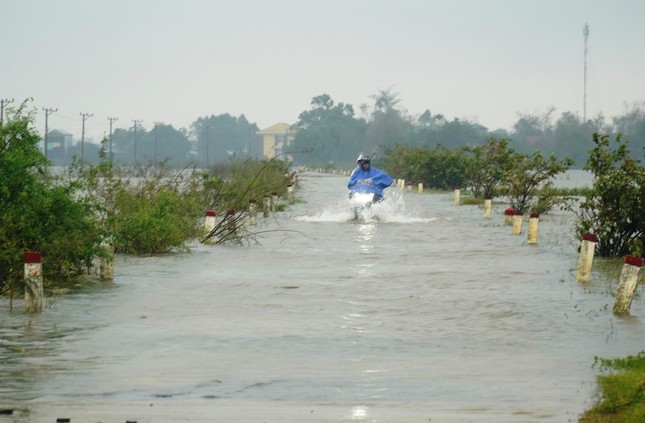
[347,154,394,202]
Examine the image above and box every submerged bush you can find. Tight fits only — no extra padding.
[576,134,645,257]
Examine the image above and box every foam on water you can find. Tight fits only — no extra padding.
[295,189,437,224]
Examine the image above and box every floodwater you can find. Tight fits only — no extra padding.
[1,171,643,423]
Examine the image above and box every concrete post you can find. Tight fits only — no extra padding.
[417,182,423,194]
[204,210,217,244]
[263,196,270,217]
[576,232,598,282]
[613,256,644,315]
[527,213,539,244]
[271,192,278,212]
[503,207,514,225]
[287,184,294,204]
[406,181,413,191]
[511,210,523,235]
[483,197,492,219]
[453,186,460,205]
[24,252,43,313]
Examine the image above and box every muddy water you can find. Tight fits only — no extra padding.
[1,172,643,423]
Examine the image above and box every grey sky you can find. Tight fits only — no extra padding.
[2,0,644,142]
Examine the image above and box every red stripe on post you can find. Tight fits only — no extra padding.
[530,213,539,219]
[582,232,599,243]
[204,210,216,217]
[624,255,644,267]
[504,208,514,216]
[514,210,524,216]
[24,252,42,263]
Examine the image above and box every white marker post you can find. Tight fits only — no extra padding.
[263,196,270,217]
[287,184,294,204]
[417,182,424,194]
[613,255,644,315]
[204,210,217,243]
[453,186,460,205]
[576,232,598,282]
[483,197,492,219]
[511,210,523,235]
[24,252,43,313]
[527,213,539,244]
[503,207,514,225]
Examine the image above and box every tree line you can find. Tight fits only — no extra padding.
[289,90,644,169]
[35,90,645,170]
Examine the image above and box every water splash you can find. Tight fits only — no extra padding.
[295,189,437,223]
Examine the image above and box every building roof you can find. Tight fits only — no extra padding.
[257,122,291,135]
[48,129,72,136]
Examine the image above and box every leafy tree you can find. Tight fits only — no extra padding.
[552,111,596,167]
[381,144,469,190]
[291,94,367,167]
[366,88,414,151]
[504,150,573,213]
[466,138,515,198]
[436,118,488,149]
[191,114,258,165]
[576,133,645,257]
[510,108,556,154]
[612,103,645,162]
[109,123,192,166]
[0,101,106,294]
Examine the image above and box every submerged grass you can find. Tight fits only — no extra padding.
[579,351,645,422]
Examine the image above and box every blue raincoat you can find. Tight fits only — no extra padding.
[347,166,394,199]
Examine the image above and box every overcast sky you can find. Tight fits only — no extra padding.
[2,0,644,143]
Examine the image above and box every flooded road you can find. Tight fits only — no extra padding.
[1,172,643,422]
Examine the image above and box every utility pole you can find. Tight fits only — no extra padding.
[108,117,118,161]
[1,98,14,125]
[153,121,161,165]
[80,112,93,165]
[132,119,142,165]
[583,23,589,122]
[206,125,210,167]
[42,107,58,159]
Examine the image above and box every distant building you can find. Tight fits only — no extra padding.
[45,129,73,163]
[257,123,293,159]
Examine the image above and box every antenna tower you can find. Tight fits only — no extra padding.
[583,23,589,122]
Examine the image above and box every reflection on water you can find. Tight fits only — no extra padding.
[0,171,641,423]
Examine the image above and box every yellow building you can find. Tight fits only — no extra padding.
[257,123,292,159]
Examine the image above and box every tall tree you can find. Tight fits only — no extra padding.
[367,88,414,151]
[291,94,367,167]
[191,114,258,165]
[0,100,105,292]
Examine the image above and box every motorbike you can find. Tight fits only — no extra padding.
[348,190,381,220]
